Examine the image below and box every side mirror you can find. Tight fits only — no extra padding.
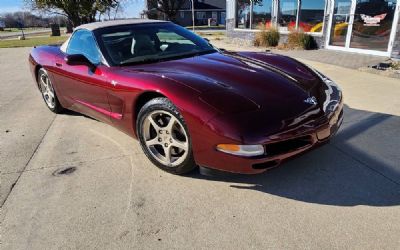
[65,54,96,71]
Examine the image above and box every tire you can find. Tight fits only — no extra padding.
[38,68,64,114]
[137,97,197,175]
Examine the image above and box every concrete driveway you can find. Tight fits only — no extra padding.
[1,47,400,249]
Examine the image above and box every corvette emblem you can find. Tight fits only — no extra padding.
[304,96,318,105]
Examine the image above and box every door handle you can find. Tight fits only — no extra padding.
[55,62,62,67]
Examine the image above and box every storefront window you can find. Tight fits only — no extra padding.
[279,0,298,31]
[236,0,251,29]
[350,0,397,52]
[252,0,273,29]
[329,0,352,47]
[234,0,328,32]
[299,0,326,32]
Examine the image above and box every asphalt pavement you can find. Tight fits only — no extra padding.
[1,47,400,249]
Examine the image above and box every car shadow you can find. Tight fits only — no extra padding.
[61,109,97,121]
[187,105,400,207]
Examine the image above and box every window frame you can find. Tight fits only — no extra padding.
[65,28,108,66]
[297,0,327,34]
[235,0,252,29]
[251,0,274,29]
[278,0,299,32]
[92,22,215,66]
[233,0,327,35]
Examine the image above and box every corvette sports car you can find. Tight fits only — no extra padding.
[29,19,343,175]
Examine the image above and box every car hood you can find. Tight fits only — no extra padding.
[122,51,322,112]
[120,51,339,139]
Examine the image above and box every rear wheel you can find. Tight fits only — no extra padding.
[38,68,63,113]
[137,98,196,175]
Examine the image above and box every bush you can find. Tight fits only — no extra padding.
[287,31,317,50]
[254,26,280,47]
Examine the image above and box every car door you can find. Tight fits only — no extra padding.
[52,29,112,123]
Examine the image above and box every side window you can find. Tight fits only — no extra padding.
[67,29,101,64]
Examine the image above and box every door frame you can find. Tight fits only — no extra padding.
[325,0,400,57]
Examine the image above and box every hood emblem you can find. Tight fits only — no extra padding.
[304,96,318,105]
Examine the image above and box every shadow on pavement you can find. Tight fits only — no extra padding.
[61,109,97,121]
[188,105,400,207]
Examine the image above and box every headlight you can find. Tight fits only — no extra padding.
[216,144,265,157]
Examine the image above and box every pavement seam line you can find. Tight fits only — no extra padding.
[0,153,135,175]
[0,114,57,208]
[330,144,400,187]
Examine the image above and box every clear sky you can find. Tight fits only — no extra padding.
[0,0,145,18]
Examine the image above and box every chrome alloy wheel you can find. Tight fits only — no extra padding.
[39,71,56,109]
[142,110,189,167]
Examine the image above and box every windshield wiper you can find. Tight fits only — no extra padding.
[119,49,217,66]
[119,57,162,66]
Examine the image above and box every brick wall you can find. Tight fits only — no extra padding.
[226,19,324,48]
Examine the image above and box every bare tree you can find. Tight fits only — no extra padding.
[24,0,120,27]
[147,0,186,21]
[0,11,67,28]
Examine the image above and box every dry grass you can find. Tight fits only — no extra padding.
[253,25,280,47]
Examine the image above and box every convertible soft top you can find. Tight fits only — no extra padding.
[76,19,169,31]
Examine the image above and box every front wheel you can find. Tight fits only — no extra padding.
[137,98,197,175]
[38,68,64,113]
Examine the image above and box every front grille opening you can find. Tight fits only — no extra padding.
[265,135,312,156]
[252,160,279,170]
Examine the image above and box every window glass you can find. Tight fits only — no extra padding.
[329,0,352,47]
[350,0,397,51]
[67,29,101,64]
[236,0,251,28]
[197,11,206,20]
[94,23,215,66]
[279,0,298,31]
[252,0,273,29]
[299,0,325,32]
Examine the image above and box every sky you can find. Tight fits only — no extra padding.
[0,0,145,18]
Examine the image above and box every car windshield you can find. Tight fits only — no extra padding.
[94,22,217,66]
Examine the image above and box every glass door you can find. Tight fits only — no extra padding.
[350,0,397,52]
[329,0,352,47]
[328,0,399,55]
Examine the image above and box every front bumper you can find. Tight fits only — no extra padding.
[195,101,344,174]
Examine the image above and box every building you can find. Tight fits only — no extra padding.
[146,0,226,27]
[226,0,400,58]
[176,0,226,26]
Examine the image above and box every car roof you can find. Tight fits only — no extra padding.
[75,19,170,31]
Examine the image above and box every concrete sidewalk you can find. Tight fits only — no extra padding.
[1,47,400,249]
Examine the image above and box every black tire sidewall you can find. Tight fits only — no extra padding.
[38,68,63,114]
[137,98,196,175]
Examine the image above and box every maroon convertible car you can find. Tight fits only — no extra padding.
[29,19,343,175]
